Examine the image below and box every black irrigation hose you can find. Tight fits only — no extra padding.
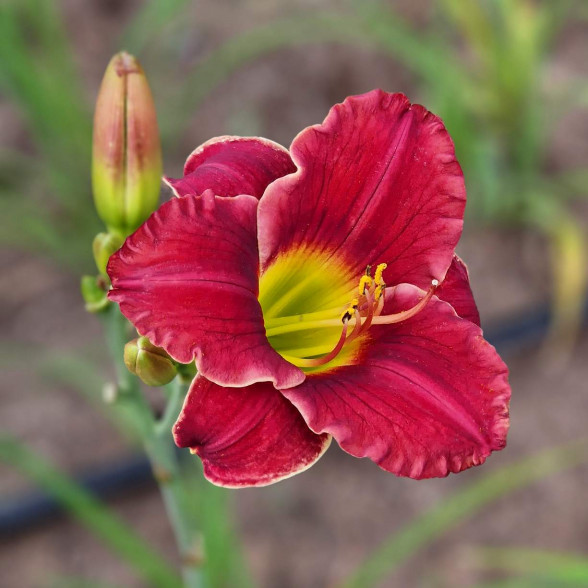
[483,296,588,355]
[1,297,587,537]
[0,453,155,536]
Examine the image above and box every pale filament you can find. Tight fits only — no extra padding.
[357,288,375,335]
[374,293,385,316]
[370,280,438,326]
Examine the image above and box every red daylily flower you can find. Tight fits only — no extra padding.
[108,90,510,488]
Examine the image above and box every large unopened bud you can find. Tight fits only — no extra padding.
[124,337,177,387]
[92,52,162,237]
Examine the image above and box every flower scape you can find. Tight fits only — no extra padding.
[108,90,511,488]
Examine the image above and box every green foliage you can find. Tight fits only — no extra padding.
[0,435,182,588]
[340,439,588,588]
[472,546,588,586]
[180,466,256,588]
[0,0,96,270]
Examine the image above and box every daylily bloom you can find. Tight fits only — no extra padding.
[108,90,511,488]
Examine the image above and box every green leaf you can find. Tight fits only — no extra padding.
[340,438,588,588]
[553,169,588,199]
[472,579,572,588]
[0,0,98,270]
[473,546,588,585]
[524,206,588,355]
[182,467,255,588]
[0,435,181,588]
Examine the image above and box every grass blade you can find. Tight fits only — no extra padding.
[473,546,588,585]
[184,470,255,588]
[340,439,588,588]
[0,435,181,588]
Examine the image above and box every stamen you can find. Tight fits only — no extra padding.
[340,298,359,322]
[371,280,439,326]
[358,275,373,296]
[346,307,364,344]
[374,263,387,285]
[358,288,375,334]
[374,289,385,316]
[351,308,363,338]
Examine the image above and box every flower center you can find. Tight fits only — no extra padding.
[259,250,439,374]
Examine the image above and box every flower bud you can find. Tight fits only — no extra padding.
[124,337,177,387]
[92,52,162,237]
[93,232,123,276]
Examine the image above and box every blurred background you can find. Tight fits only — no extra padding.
[1,0,588,587]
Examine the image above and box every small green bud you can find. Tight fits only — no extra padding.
[93,232,123,276]
[81,275,109,313]
[124,337,177,387]
[92,52,162,238]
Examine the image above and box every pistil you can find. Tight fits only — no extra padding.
[370,280,438,325]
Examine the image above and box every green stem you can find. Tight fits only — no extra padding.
[100,306,203,588]
[145,409,203,588]
[99,305,153,437]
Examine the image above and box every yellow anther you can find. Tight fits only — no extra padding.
[374,263,387,285]
[374,283,386,300]
[358,275,373,295]
[340,298,359,322]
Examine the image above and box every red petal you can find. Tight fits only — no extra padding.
[164,136,296,199]
[258,90,465,289]
[173,376,331,487]
[436,255,481,326]
[108,192,304,389]
[280,284,510,479]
